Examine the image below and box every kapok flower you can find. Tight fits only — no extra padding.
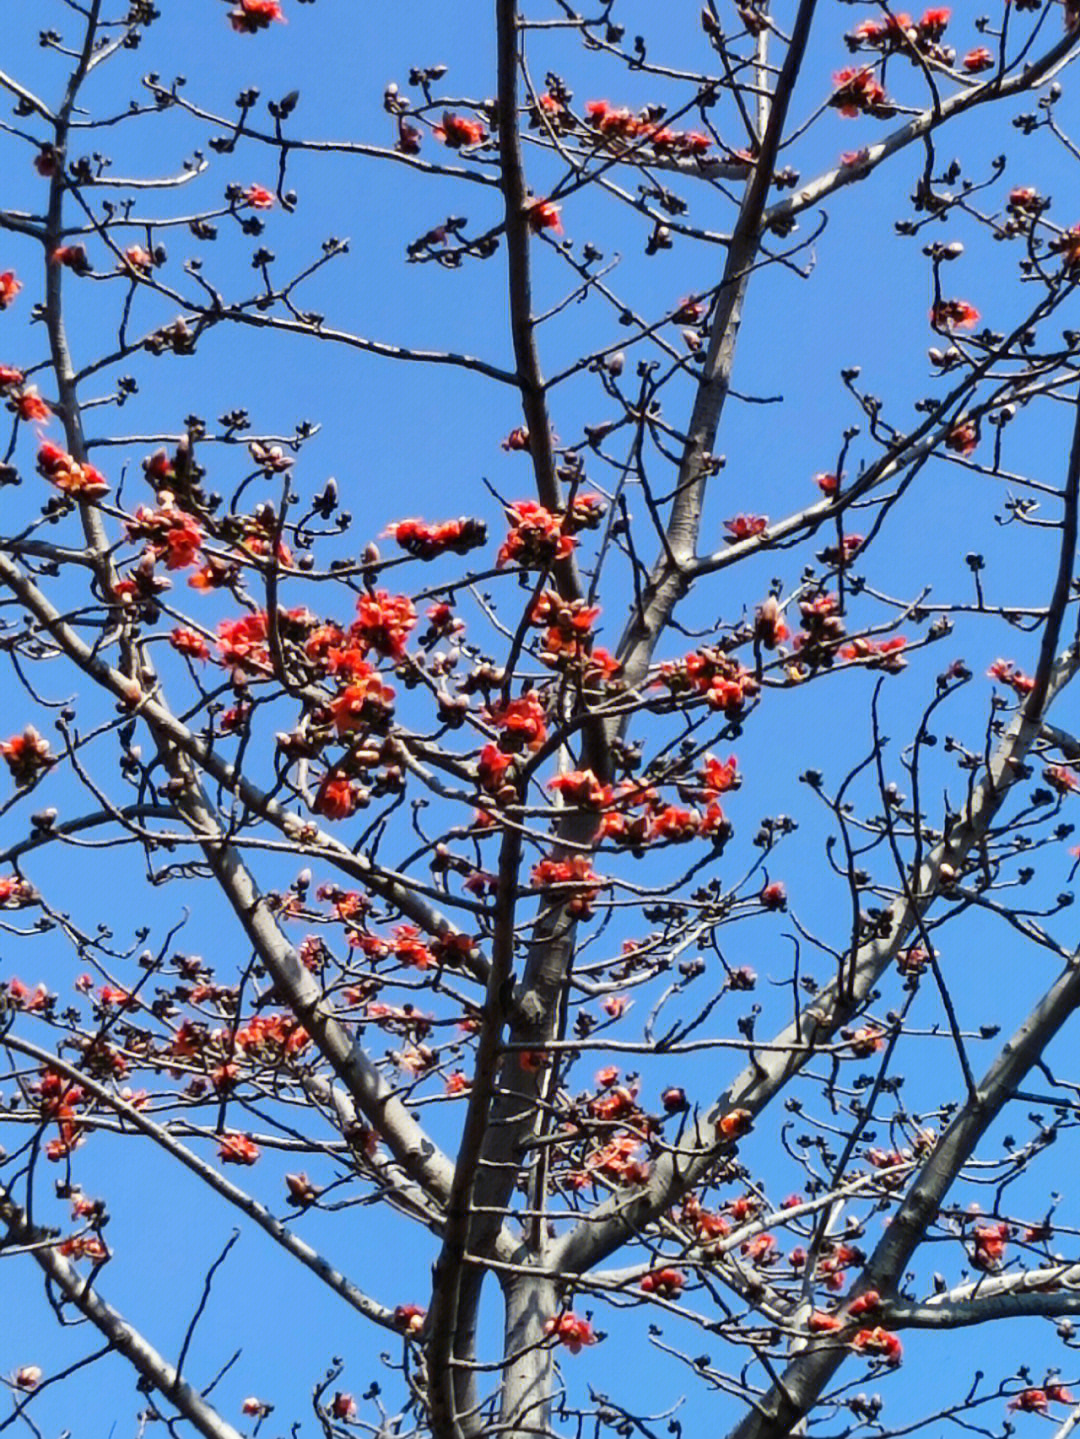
[808,1311,843,1333]
[531,856,603,918]
[946,418,979,456]
[37,442,109,498]
[331,1394,357,1421]
[243,184,275,209]
[329,671,396,732]
[1,726,55,786]
[218,1131,260,1165]
[1045,764,1080,796]
[961,46,994,72]
[931,298,980,330]
[0,271,24,311]
[641,1268,685,1297]
[487,692,548,751]
[393,1304,426,1334]
[123,245,155,273]
[544,1314,597,1353]
[229,0,285,33]
[14,1367,42,1391]
[433,113,487,148]
[169,628,211,661]
[987,658,1035,696]
[851,1326,902,1364]
[759,881,787,911]
[971,1220,1009,1270]
[715,1107,753,1141]
[829,68,893,118]
[50,245,91,274]
[526,198,563,233]
[497,499,575,569]
[723,513,768,542]
[312,774,359,821]
[13,387,51,424]
[384,516,486,560]
[351,590,417,659]
[1009,1389,1049,1414]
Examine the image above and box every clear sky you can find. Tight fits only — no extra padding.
[3,3,1080,1438]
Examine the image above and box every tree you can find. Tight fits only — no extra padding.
[3,1,1080,1436]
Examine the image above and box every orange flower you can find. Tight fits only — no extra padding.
[851,1326,902,1364]
[434,113,487,148]
[526,198,562,233]
[0,271,23,309]
[229,0,285,32]
[218,1132,260,1165]
[716,1107,753,1140]
[544,1314,597,1353]
[14,387,51,423]
[931,298,980,330]
[1,726,55,785]
[962,46,994,72]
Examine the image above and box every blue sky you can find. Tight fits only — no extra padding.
[3,3,1080,1437]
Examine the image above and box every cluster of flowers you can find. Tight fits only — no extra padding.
[0,365,51,423]
[656,647,760,716]
[844,7,951,52]
[496,493,605,569]
[384,515,487,561]
[527,591,618,679]
[0,726,55,787]
[829,68,894,118]
[36,441,108,499]
[583,99,712,157]
[987,657,1035,697]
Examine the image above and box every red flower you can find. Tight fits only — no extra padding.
[37,442,109,498]
[548,769,607,807]
[531,856,603,918]
[13,387,51,423]
[760,881,787,911]
[352,590,416,659]
[243,184,275,209]
[487,692,548,751]
[433,113,487,148]
[497,499,575,568]
[945,419,979,456]
[123,245,154,273]
[329,672,396,732]
[1044,764,1080,795]
[961,46,994,72]
[830,68,893,118]
[723,513,768,542]
[1009,1390,1049,1414]
[0,365,25,391]
[393,1303,426,1334]
[852,1326,903,1364]
[384,516,486,560]
[544,1314,597,1353]
[50,245,91,274]
[716,1107,753,1140]
[169,628,211,661]
[0,271,23,309]
[501,426,531,452]
[229,0,285,33]
[917,7,951,35]
[1,726,55,786]
[313,775,358,821]
[641,1268,684,1297]
[987,658,1035,696]
[526,199,563,233]
[971,1220,1009,1270]
[218,1132,260,1165]
[331,1394,357,1421]
[931,299,980,330]
[808,1311,843,1333]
